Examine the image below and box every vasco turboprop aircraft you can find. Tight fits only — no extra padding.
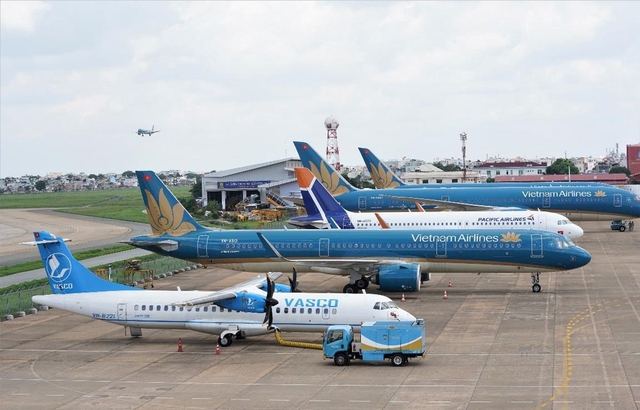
[288,168,584,239]
[358,146,610,190]
[28,231,415,347]
[294,141,640,221]
[137,125,160,136]
[125,171,590,293]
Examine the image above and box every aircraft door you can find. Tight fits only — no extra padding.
[358,197,367,210]
[614,194,622,208]
[543,196,551,208]
[319,238,329,257]
[197,234,209,258]
[531,234,543,258]
[436,239,447,258]
[341,216,354,229]
[117,303,127,321]
[322,307,330,321]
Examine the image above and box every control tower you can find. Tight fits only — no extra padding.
[325,116,341,171]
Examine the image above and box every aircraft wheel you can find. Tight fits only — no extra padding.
[334,352,349,366]
[532,284,541,293]
[343,284,358,294]
[391,353,405,367]
[218,334,233,347]
[355,278,369,290]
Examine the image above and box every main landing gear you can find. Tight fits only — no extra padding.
[343,276,370,293]
[531,273,541,293]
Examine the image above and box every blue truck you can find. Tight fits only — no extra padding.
[323,319,426,366]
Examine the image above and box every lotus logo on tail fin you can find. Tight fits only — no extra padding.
[369,161,401,189]
[144,188,197,236]
[308,162,350,196]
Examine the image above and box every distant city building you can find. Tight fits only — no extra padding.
[628,143,640,182]
[474,161,548,179]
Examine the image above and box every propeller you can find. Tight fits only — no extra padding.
[263,274,279,328]
[288,267,301,292]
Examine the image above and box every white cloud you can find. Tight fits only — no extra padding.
[0,1,50,32]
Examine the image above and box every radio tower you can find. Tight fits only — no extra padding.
[460,132,467,182]
[325,116,341,171]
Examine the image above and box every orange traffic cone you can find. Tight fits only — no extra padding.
[401,293,406,302]
[215,344,220,355]
[448,279,452,287]
[177,338,183,352]
[443,290,448,300]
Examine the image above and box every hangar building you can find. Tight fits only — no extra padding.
[201,158,302,210]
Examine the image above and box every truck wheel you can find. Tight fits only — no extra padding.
[391,354,405,366]
[334,352,349,366]
[619,226,626,232]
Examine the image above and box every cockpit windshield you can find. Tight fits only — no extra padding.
[373,301,399,310]
[557,236,576,248]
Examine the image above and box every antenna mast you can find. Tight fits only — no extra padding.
[460,132,467,182]
[325,116,341,171]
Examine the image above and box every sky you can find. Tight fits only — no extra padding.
[1,1,639,178]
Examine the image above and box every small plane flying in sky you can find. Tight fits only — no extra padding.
[289,167,584,239]
[295,141,640,221]
[125,170,591,293]
[137,125,160,136]
[358,146,611,190]
[28,231,415,347]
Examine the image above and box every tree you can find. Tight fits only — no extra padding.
[341,173,375,189]
[122,171,135,178]
[432,162,462,172]
[35,180,47,192]
[190,180,202,199]
[609,166,631,177]
[546,159,580,175]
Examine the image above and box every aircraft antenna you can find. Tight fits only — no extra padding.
[460,132,467,182]
[325,116,341,171]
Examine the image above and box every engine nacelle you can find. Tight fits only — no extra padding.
[371,263,421,292]
[216,291,268,313]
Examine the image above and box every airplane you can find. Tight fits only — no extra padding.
[288,167,584,239]
[358,146,611,190]
[294,141,640,221]
[137,125,160,136]
[27,230,416,348]
[124,170,591,293]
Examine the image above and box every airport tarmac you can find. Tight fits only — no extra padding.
[1,221,639,410]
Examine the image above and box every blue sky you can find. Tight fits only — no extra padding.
[1,1,638,177]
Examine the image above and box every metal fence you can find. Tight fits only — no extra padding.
[0,256,199,320]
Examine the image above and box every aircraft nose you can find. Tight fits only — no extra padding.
[572,247,592,268]
[571,224,584,239]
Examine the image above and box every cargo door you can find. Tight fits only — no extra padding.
[358,196,367,210]
[614,194,622,208]
[543,196,551,208]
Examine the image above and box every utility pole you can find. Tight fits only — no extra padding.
[460,132,467,182]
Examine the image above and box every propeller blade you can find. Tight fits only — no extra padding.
[288,267,301,292]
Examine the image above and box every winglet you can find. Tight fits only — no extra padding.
[374,213,390,229]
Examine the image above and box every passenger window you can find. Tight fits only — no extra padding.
[308,308,312,314]
[134,305,139,311]
[284,308,289,314]
[149,305,153,311]
[292,308,296,313]
[316,308,320,314]
[276,307,281,313]
[171,306,176,311]
[164,306,168,311]
[142,305,146,311]
[157,305,161,311]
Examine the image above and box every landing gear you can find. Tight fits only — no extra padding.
[344,274,370,293]
[531,273,541,293]
[218,333,234,347]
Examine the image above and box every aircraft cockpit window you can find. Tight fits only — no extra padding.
[380,302,390,309]
[387,301,398,309]
[373,302,381,310]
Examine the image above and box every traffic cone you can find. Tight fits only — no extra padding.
[177,338,183,352]
[401,293,406,302]
[448,279,452,287]
[215,344,220,355]
[443,290,448,299]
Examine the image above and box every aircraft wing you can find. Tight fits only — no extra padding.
[120,239,179,252]
[381,194,523,212]
[172,272,282,307]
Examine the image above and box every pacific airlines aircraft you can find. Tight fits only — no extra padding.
[289,167,584,239]
[358,146,611,190]
[137,125,160,136]
[125,171,591,293]
[28,231,415,348]
[294,141,640,221]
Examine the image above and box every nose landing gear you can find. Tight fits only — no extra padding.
[531,273,541,292]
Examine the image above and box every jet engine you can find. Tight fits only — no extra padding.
[370,262,421,292]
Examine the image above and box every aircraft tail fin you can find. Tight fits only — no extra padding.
[294,167,353,228]
[293,141,357,196]
[358,147,405,188]
[136,171,206,236]
[28,231,139,294]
